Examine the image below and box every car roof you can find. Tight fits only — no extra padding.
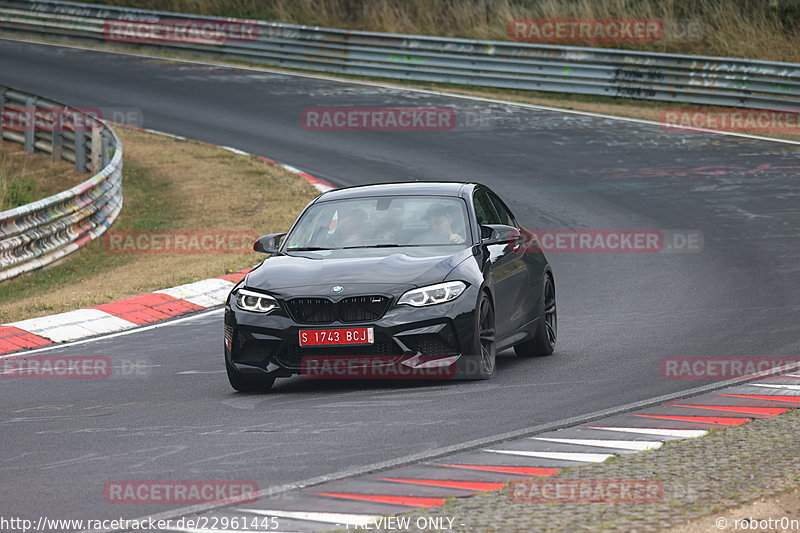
[315,181,478,202]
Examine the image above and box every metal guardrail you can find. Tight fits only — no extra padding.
[0,85,123,282]
[1,0,799,111]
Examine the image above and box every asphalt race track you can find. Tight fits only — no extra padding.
[2,38,800,524]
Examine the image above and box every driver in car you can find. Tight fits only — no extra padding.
[333,208,368,247]
[418,203,465,244]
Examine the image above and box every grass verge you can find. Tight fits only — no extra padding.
[0,141,86,211]
[0,127,317,323]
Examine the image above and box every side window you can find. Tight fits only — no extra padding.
[488,193,517,228]
[473,190,501,226]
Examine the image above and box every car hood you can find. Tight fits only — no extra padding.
[245,248,474,293]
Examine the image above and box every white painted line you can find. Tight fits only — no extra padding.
[531,437,663,451]
[8,309,137,343]
[483,449,614,463]
[177,370,226,375]
[280,164,303,174]
[752,383,800,391]
[274,162,334,191]
[7,36,800,147]
[144,128,186,140]
[1,308,223,359]
[221,145,250,155]
[585,427,708,438]
[781,373,800,377]
[156,278,235,308]
[239,509,381,527]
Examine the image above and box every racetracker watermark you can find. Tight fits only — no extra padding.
[300,355,459,379]
[510,18,662,42]
[103,230,259,254]
[104,480,258,504]
[301,107,456,131]
[104,19,260,44]
[509,479,664,503]
[661,357,800,380]
[0,107,143,131]
[509,18,702,43]
[0,356,111,379]
[524,229,703,253]
[661,109,800,133]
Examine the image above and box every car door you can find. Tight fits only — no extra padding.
[486,192,540,335]
[474,189,526,341]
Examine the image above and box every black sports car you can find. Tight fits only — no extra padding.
[224,181,556,391]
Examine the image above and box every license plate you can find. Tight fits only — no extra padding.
[299,327,374,346]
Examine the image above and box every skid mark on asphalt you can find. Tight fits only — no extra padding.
[11,404,74,413]
[183,447,277,468]
[0,445,189,472]
[315,399,432,408]
[220,385,438,410]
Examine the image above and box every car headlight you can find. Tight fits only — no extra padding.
[235,289,278,313]
[397,281,467,307]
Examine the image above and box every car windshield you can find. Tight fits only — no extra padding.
[284,196,470,251]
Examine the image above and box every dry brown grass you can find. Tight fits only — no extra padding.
[0,141,86,211]
[84,0,800,62]
[0,127,317,322]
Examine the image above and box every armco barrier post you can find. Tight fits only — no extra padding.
[23,95,35,153]
[0,87,5,142]
[74,123,86,172]
[91,125,102,172]
[51,105,63,162]
[101,128,111,167]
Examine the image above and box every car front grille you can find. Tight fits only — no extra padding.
[284,295,391,324]
[284,298,337,324]
[339,295,391,322]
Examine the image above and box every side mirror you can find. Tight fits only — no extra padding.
[480,224,521,245]
[253,233,286,254]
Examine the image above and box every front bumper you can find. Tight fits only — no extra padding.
[224,286,479,379]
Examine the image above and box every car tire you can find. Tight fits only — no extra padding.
[226,358,275,392]
[458,292,496,379]
[514,273,557,357]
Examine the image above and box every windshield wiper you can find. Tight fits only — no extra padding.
[288,244,411,251]
[341,244,404,249]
